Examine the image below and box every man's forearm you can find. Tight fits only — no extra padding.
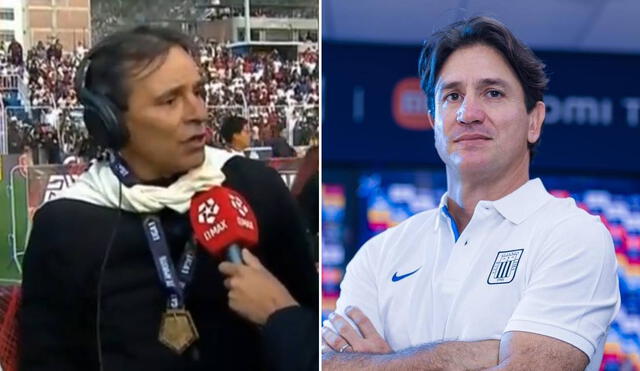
[323,340,499,371]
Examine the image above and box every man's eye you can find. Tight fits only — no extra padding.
[487,90,503,98]
[445,93,460,102]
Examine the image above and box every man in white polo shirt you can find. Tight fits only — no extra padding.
[322,16,620,371]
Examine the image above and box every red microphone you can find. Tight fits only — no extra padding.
[189,186,259,263]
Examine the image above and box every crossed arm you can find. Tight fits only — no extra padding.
[322,307,588,371]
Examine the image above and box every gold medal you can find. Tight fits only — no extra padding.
[158,308,199,354]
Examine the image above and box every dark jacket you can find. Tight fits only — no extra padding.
[267,137,297,158]
[19,156,318,371]
[263,306,317,371]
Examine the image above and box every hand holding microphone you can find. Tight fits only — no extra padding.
[219,249,299,325]
[189,186,298,324]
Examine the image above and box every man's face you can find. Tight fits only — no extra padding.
[122,46,207,179]
[432,44,544,176]
[232,124,251,150]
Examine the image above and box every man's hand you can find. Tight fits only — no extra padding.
[218,249,299,325]
[322,306,392,354]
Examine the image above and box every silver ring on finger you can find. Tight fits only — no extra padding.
[338,344,351,353]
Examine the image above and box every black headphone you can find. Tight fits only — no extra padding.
[75,57,129,150]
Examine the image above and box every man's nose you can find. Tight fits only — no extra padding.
[456,97,486,125]
[184,91,208,123]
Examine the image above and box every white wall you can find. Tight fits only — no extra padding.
[0,0,25,46]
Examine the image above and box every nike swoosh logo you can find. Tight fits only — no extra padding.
[391,267,421,282]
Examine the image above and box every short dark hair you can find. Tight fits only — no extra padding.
[418,16,548,158]
[77,25,198,111]
[220,116,248,143]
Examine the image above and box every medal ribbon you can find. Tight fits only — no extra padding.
[109,153,197,310]
[142,216,197,309]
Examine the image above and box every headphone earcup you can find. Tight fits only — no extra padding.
[78,88,127,150]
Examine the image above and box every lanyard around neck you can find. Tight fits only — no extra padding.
[110,153,198,309]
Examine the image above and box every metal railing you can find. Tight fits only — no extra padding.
[0,97,5,154]
[8,165,28,274]
[0,75,21,91]
[17,78,29,106]
[0,74,29,109]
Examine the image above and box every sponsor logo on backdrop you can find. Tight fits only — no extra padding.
[43,174,79,202]
[545,96,640,127]
[25,165,85,220]
[392,78,432,131]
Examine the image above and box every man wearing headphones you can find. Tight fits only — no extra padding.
[19,26,317,371]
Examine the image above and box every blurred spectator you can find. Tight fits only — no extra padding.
[267,126,297,158]
[7,117,22,153]
[18,145,34,169]
[8,38,23,66]
[220,115,251,154]
[34,41,46,59]
[1,39,24,77]
[75,42,86,59]
[46,39,63,61]
[251,124,260,145]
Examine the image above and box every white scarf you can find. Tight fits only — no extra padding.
[58,146,238,214]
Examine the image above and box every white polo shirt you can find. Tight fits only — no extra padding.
[326,178,620,370]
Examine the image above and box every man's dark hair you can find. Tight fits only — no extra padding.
[77,25,198,111]
[418,16,548,158]
[220,116,248,143]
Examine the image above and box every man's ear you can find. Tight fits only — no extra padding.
[426,110,435,129]
[528,101,545,144]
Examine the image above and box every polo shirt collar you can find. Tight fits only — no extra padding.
[434,192,451,232]
[435,178,552,231]
[493,178,552,224]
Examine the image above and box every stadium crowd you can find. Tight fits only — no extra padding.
[203,5,318,22]
[2,36,318,163]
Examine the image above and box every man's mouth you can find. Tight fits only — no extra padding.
[453,134,492,142]
[184,133,206,146]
